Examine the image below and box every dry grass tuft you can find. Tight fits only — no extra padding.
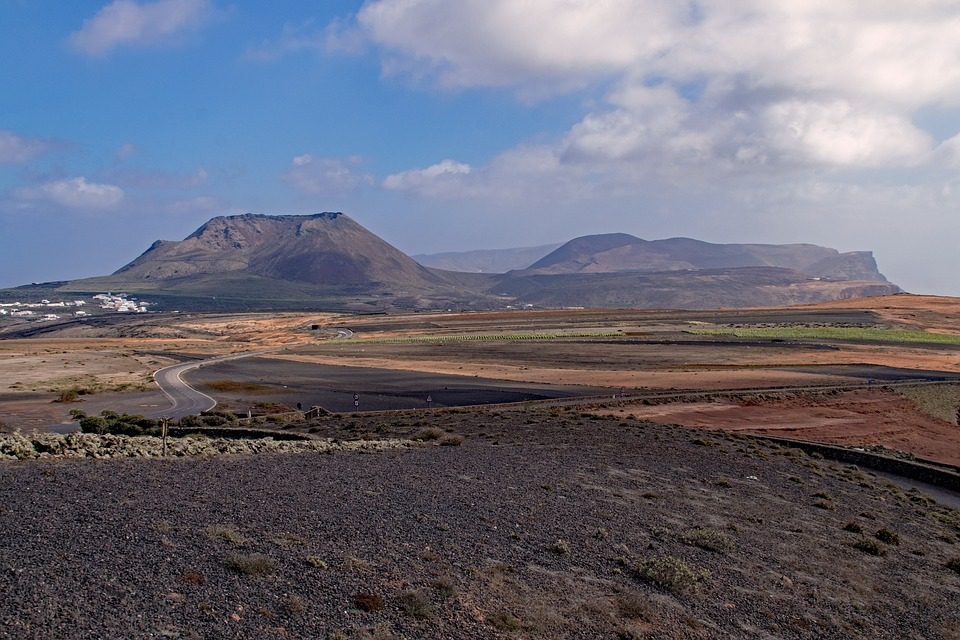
[223,552,275,576]
[353,592,385,612]
[206,525,247,544]
[628,555,709,595]
[397,590,434,619]
[680,527,733,553]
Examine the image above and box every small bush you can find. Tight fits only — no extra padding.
[54,388,81,403]
[431,577,456,598]
[283,595,306,614]
[489,612,524,631]
[547,539,571,555]
[223,553,275,576]
[681,527,733,553]
[305,555,328,569]
[207,525,247,544]
[945,557,960,574]
[181,572,205,585]
[412,427,445,441]
[875,529,901,546]
[843,521,864,534]
[354,592,385,612]
[343,555,372,573]
[397,590,434,619]
[631,555,709,595]
[853,539,887,557]
[439,434,464,446]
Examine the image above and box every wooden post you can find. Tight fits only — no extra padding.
[161,417,168,457]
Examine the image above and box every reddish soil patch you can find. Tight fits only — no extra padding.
[613,389,960,466]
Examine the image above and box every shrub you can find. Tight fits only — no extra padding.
[631,556,709,595]
[945,557,960,574]
[397,590,434,619]
[353,592,385,612]
[412,427,445,441]
[76,410,158,436]
[681,527,733,553]
[431,577,456,598]
[206,525,247,544]
[853,539,887,557]
[547,539,571,555]
[305,555,328,569]
[223,553,275,576]
[875,529,901,546]
[283,595,306,614]
[843,521,864,534]
[489,612,524,631]
[54,388,80,403]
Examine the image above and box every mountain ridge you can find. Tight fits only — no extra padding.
[14,212,900,311]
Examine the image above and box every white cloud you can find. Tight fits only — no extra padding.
[0,130,52,164]
[383,159,472,196]
[69,0,218,57]
[280,154,374,193]
[15,177,124,210]
[358,0,960,105]
[357,0,960,175]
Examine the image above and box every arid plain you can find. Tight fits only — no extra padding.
[4,294,960,638]
[5,294,960,464]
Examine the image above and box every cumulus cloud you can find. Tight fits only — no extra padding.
[69,0,219,57]
[15,177,124,210]
[358,0,960,104]
[383,159,473,196]
[0,130,52,164]
[357,0,960,177]
[280,154,374,194]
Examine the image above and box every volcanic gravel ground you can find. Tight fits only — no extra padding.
[2,413,960,639]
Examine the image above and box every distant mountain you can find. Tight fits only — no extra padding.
[114,212,442,286]
[15,213,900,311]
[523,233,890,282]
[51,213,499,311]
[413,243,562,273]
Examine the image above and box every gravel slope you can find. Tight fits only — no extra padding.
[2,411,960,639]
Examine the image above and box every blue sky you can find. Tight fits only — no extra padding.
[3,1,960,295]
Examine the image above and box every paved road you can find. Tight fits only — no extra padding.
[150,348,283,419]
[150,328,355,419]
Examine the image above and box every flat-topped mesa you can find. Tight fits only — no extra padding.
[522,234,891,282]
[112,212,442,286]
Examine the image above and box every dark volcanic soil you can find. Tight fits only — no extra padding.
[3,411,960,639]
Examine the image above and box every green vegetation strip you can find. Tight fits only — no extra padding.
[687,327,960,345]
[350,330,622,344]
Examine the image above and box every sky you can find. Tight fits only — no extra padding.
[3,1,960,295]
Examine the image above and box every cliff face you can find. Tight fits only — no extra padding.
[524,235,891,282]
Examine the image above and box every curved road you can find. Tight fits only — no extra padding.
[151,328,354,419]
[150,348,283,419]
